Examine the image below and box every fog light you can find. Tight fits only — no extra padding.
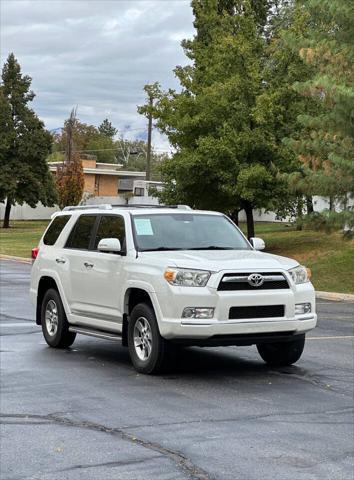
[182,307,215,319]
[295,303,311,315]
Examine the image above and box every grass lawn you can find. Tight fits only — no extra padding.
[0,220,49,259]
[1,220,353,293]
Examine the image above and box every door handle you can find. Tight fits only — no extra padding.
[56,258,66,264]
[84,262,94,269]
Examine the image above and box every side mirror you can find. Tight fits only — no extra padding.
[250,237,265,251]
[97,238,121,253]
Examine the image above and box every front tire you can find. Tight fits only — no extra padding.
[128,303,174,374]
[41,288,76,348]
[257,335,305,366]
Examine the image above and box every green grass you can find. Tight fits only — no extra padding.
[240,222,354,294]
[1,220,353,293]
[0,220,49,258]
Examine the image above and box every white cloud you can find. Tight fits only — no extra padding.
[0,0,195,150]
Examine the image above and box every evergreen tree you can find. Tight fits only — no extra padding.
[148,0,297,238]
[0,53,57,228]
[286,0,354,211]
[98,118,118,138]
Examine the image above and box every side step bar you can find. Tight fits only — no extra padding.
[69,326,122,342]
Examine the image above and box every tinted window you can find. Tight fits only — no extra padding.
[43,215,71,246]
[94,215,126,250]
[65,215,97,250]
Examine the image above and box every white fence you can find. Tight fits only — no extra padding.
[0,195,351,221]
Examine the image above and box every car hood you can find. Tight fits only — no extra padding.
[139,249,299,272]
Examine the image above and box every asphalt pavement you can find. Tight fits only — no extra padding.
[0,259,353,480]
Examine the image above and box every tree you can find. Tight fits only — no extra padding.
[98,118,117,138]
[0,53,57,228]
[56,108,84,209]
[286,0,354,215]
[138,83,161,180]
[51,118,118,163]
[147,0,299,238]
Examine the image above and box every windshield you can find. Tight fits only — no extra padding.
[132,213,250,252]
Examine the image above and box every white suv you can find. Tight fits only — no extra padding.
[30,204,317,374]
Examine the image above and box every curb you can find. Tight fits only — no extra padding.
[316,291,354,302]
[0,255,353,301]
[0,254,32,264]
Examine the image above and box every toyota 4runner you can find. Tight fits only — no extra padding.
[30,204,317,374]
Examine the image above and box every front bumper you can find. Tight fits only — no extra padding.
[154,280,317,341]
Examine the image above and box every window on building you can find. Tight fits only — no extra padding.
[134,187,145,196]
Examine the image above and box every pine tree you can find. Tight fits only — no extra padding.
[0,53,57,228]
[287,0,354,210]
[148,0,298,238]
[98,118,117,138]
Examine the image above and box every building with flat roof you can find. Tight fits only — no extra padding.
[48,156,146,197]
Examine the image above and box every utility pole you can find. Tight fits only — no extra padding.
[146,94,153,181]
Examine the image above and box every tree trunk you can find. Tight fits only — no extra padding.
[3,198,12,228]
[296,199,303,231]
[244,202,254,239]
[306,196,314,215]
[230,209,240,226]
[329,196,334,211]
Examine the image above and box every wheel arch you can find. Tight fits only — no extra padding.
[36,276,59,325]
[122,287,157,346]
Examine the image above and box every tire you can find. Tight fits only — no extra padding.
[41,288,76,348]
[128,303,175,374]
[257,335,305,366]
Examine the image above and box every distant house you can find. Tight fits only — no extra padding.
[48,155,146,197]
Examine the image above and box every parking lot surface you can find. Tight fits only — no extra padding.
[0,259,353,480]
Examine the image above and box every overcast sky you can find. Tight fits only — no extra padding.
[0,0,195,151]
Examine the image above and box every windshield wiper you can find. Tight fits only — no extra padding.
[140,247,184,252]
[188,246,236,250]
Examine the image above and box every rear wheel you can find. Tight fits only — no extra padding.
[41,288,76,348]
[257,335,305,366]
[128,303,175,374]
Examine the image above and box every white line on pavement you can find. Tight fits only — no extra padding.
[307,335,354,340]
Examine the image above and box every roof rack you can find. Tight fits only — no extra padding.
[62,204,192,212]
[63,204,113,211]
[110,204,192,210]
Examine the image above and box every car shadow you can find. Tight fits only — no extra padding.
[39,337,305,380]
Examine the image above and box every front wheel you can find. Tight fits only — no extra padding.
[41,288,76,348]
[257,335,305,366]
[128,303,175,374]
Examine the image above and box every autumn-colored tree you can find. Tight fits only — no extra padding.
[56,108,84,209]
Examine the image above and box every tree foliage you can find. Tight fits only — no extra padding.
[147,0,309,237]
[56,108,84,209]
[98,118,118,138]
[285,0,354,208]
[0,53,57,227]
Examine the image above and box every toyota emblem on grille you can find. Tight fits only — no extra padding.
[247,273,264,287]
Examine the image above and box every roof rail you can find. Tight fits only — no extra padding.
[110,204,192,210]
[62,204,113,211]
[62,204,192,212]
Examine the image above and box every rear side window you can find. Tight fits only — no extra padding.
[65,215,97,250]
[94,215,126,250]
[43,215,71,246]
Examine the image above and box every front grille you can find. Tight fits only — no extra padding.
[229,305,285,319]
[218,272,289,291]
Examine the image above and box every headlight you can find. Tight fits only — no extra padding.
[288,265,310,284]
[164,268,211,287]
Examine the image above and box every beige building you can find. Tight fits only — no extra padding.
[48,156,146,197]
